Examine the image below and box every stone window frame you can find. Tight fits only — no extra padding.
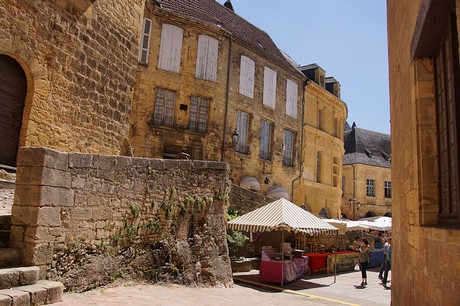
[153,88,175,127]
[259,119,273,161]
[366,179,375,197]
[236,110,250,154]
[411,0,460,227]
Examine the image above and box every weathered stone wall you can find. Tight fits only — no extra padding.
[229,184,274,215]
[0,0,144,154]
[10,147,233,291]
[387,0,460,304]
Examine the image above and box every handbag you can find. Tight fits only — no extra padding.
[354,263,360,271]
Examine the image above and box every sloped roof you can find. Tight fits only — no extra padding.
[227,198,338,235]
[154,0,305,78]
[343,125,391,168]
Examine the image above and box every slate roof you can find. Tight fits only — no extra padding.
[154,0,305,78]
[343,125,391,168]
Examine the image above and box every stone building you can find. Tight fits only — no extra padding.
[0,0,145,165]
[387,0,460,304]
[292,64,347,218]
[130,0,307,199]
[341,123,391,220]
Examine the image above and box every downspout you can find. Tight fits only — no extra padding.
[291,79,308,201]
[221,33,233,162]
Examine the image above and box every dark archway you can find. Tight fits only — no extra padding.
[384,212,392,217]
[0,54,27,166]
[365,211,377,218]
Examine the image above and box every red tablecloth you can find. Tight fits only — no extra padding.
[306,251,357,273]
[259,257,309,284]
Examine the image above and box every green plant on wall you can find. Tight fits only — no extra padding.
[227,231,249,256]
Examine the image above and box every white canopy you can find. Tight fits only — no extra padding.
[227,198,338,235]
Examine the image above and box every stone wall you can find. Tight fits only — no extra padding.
[0,0,144,155]
[10,147,233,291]
[228,184,274,215]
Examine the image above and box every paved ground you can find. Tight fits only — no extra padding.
[53,267,391,306]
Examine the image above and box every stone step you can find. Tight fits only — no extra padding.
[0,267,39,290]
[0,248,22,268]
[0,280,64,305]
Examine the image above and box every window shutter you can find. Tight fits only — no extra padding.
[263,67,277,108]
[236,111,249,153]
[239,56,255,98]
[196,36,219,81]
[138,18,152,64]
[189,96,209,132]
[286,79,298,118]
[260,120,272,160]
[158,24,183,72]
[283,130,294,165]
[154,88,175,126]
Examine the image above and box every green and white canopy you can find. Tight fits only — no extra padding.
[227,198,338,235]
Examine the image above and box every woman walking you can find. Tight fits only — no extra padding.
[358,238,371,287]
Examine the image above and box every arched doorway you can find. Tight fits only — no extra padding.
[0,54,27,166]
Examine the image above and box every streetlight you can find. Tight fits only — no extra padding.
[348,198,361,220]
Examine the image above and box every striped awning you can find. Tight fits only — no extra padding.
[227,198,338,235]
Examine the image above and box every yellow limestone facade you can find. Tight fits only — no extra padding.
[293,79,347,218]
[387,0,460,304]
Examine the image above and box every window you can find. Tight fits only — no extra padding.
[138,18,152,64]
[158,24,183,72]
[286,79,298,118]
[316,151,322,183]
[263,67,277,108]
[239,56,255,98]
[259,120,273,160]
[384,181,392,199]
[318,108,323,130]
[188,96,209,132]
[195,35,219,81]
[153,88,175,126]
[236,111,250,154]
[435,16,460,225]
[342,176,345,194]
[283,129,294,166]
[366,179,375,197]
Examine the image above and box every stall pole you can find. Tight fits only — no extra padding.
[334,231,338,283]
[281,229,284,287]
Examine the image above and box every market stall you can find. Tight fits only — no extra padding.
[227,198,338,285]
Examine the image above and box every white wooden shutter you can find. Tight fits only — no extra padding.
[286,79,298,118]
[283,129,294,165]
[239,56,255,98]
[236,111,249,153]
[158,24,183,72]
[138,18,152,64]
[154,88,175,126]
[196,35,218,81]
[259,120,272,160]
[263,66,277,108]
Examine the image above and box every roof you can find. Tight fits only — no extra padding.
[227,198,338,235]
[343,125,391,168]
[154,0,305,78]
[299,63,323,71]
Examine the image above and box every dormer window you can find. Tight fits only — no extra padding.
[381,152,391,161]
[364,149,373,158]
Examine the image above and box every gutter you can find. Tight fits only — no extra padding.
[221,33,233,162]
[291,79,309,201]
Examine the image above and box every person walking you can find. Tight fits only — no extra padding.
[378,237,391,279]
[358,238,371,287]
[381,237,392,286]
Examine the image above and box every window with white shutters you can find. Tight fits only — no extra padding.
[138,18,152,64]
[283,129,294,166]
[153,88,175,126]
[239,56,255,98]
[259,120,273,161]
[195,35,219,81]
[236,111,250,154]
[263,66,277,108]
[158,24,183,72]
[286,79,298,118]
[188,96,209,132]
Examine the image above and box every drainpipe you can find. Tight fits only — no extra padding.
[291,79,309,201]
[221,33,233,162]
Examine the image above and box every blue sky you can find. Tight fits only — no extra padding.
[226,1,390,134]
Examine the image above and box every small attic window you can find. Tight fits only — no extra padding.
[257,41,264,49]
[364,149,373,158]
[381,152,391,162]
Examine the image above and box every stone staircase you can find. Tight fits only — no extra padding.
[0,166,65,305]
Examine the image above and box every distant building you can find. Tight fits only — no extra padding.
[341,123,391,219]
[388,0,460,304]
[293,64,347,218]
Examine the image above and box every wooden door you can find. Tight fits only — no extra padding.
[0,55,27,166]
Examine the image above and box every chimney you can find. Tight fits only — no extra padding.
[224,0,234,12]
